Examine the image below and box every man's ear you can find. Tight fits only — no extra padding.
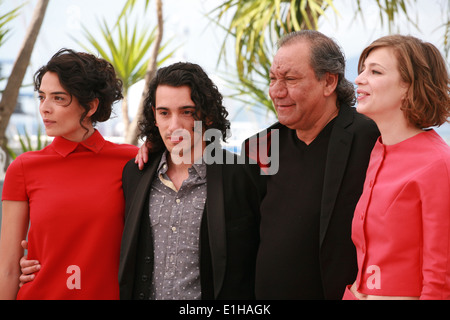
[323,72,339,97]
[87,98,99,117]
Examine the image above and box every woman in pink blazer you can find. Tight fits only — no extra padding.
[344,34,450,300]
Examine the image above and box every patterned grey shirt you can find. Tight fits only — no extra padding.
[149,151,207,300]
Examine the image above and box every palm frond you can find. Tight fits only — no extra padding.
[74,13,174,93]
[0,1,23,47]
[210,0,424,116]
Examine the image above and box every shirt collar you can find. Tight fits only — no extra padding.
[156,151,170,175]
[51,129,106,157]
[157,150,207,180]
[191,157,207,180]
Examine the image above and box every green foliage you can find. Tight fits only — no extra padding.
[117,0,151,22]
[7,126,49,159]
[211,0,338,113]
[75,14,174,93]
[211,0,424,115]
[74,0,175,139]
[0,0,22,47]
[0,0,23,87]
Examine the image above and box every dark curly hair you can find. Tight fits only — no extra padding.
[140,62,230,152]
[34,48,123,132]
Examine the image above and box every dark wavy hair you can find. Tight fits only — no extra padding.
[139,62,230,152]
[278,30,356,108]
[34,48,123,132]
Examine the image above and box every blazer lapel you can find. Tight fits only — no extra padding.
[320,105,354,246]
[126,163,158,236]
[119,155,160,283]
[205,161,227,298]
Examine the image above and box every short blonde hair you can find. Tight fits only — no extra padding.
[358,35,450,128]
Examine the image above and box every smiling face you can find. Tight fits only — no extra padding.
[268,40,334,132]
[153,85,205,164]
[355,47,409,123]
[38,72,96,142]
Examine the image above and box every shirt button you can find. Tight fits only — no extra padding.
[172,226,177,232]
[176,199,180,204]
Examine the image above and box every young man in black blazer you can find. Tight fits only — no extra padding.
[118,62,263,300]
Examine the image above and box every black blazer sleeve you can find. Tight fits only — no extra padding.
[119,152,162,299]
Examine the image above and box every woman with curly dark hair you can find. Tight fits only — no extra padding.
[0,49,138,299]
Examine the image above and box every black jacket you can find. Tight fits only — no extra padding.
[243,104,379,299]
[118,149,262,300]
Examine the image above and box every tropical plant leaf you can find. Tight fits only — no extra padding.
[0,1,23,47]
[210,0,425,116]
[74,14,173,93]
